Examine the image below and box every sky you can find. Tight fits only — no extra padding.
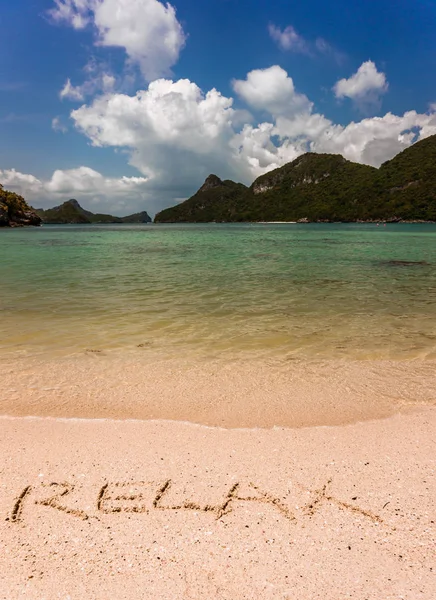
[1,0,436,217]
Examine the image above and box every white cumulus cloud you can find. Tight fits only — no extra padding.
[0,167,150,215]
[334,60,388,113]
[0,169,43,191]
[68,68,436,191]
[311,111,436,165]
[49,0,186,80]
[232,66,312,118]
[230,122,307,176]
[70,78,239,184]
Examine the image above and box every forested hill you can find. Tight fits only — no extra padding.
[154,175,248,223]
[36,200,152,224]
[154,134,436,223]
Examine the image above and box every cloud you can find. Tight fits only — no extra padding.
[70,78,239,184]
[232,66,312,118]
[0,169,43,190]
[333,61,388,112]
[230,122,307,175]
[45,166,148,195]
[0,166,150,215]
[268,24,344,63]
[4,67,436,215]
[59,65,116,102]
[52,116,68,133]
[60,78,85,101]
[69,68,436,188]
[49,0,186,80]
[48,0,92,29]
[314,38,346,65]
[268,24,310,54]
[311,112,436,166]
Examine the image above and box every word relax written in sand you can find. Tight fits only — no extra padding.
[7,478,384,526]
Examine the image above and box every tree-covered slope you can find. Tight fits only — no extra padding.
[154,134,436,222]
[36,200,151,224]
[154,175,248,222]
[0,184,41,227]
[238,154,379,222]
[36,200,92,223]
[37,199,121,223]
[374,135,436,221]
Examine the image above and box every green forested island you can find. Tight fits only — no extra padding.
[155,134,436,223]
[36,199,151,224]
[0,194,152,227]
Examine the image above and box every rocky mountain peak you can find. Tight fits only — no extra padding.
[199,174,223,193]
[66,199,81,209]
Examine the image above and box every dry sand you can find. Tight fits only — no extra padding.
[0,356,435,599]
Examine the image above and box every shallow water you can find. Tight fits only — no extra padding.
[2,222,436,360]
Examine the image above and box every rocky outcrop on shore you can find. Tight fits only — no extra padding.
[0,185,42,227]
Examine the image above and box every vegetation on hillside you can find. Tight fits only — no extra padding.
[36,200,151,224]
[0,184,41,227]
[154,134,436,223]
[237,154,379,222]
[154,175,248,223]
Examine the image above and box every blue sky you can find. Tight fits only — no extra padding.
[1,0,436,216]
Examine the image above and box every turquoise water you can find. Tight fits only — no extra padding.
[1,223,436,360]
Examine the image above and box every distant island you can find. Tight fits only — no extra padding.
[36,199,152,224]
[155,134,436,223]
[0,192,152,228]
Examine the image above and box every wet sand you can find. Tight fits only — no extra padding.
[2,355,436,427]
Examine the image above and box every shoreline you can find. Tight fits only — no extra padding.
[4,220,436,227]
[2,354,435,428]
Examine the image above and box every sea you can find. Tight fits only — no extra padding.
[2,222,436,361]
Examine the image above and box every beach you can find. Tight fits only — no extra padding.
[1,223,435,598]
[0,407,434,599]
[4,0,436,593]
[1,352,435,599]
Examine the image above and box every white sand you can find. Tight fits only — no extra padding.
[0,408,435,599]
[1,354,435,598]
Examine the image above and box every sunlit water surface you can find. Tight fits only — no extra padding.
[2,223,436,361]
